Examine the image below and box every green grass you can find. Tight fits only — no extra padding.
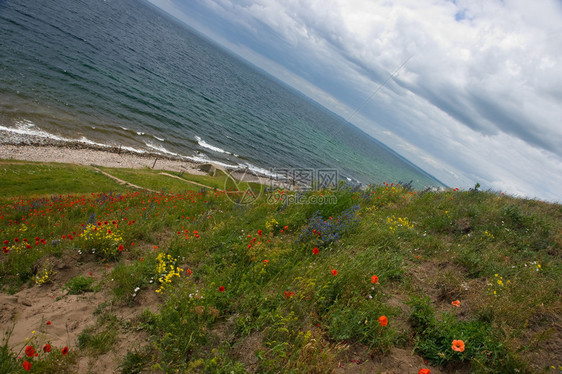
[64,275,96,294]
[0,164,560,373]
[0,161,126,196]
[97,166,232,192]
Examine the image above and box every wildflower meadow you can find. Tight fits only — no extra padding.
[0,162,560,373]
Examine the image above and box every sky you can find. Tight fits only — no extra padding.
[147,0,562,202]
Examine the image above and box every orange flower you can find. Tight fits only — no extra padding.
[371,275,379,284]
[452,339,465,352]
[378,316,388,326]
[419,369,431,374]
[331,269,338,276]
[451,300,460,307]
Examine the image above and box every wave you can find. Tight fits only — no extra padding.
[144,141,181,157]
[0,120,67,141]
[195,135,232,155]
[238,162,278,178]
[0,119,151,154]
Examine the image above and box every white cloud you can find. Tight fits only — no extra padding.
[152,0,562,201]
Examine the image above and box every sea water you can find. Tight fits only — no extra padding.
[0,0,442,189]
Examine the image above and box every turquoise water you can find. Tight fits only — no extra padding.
[0,0,442,188]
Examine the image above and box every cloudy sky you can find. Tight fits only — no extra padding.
[148,0,562,202]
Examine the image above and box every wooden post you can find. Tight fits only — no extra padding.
[152,157,158,169]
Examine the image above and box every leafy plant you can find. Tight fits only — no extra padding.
[64,275,95,294]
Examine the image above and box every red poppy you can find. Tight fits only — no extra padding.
[371,275,379,284]
[23,361,31,371]
[258,229,262,237]
[43,343,51,353]
[61,346,69,355]
[14,237,19,242]
[331,269,338,276]
[46,321,51,325]
[284,226,288,230]
[186,268,192,276]
[218,286,225,292]
[118,245,124,252]
[451,300,460,307]
[419,369,431,374]
[284,291,295,299]
[378,316,388,326]
[2,247,8,254]
[312,247,319,255]
[25,346,35,357]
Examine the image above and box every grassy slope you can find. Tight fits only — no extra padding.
[0,161,560,374]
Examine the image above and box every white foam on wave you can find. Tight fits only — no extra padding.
[185,153,237,169]
[153,135,165,142]
[238,162,279,178]
[144,141,181,157]
[1,120,67,141]
[195,135,232,155]
[0,119,152,155]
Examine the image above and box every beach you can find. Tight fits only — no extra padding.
[0,130,264,184]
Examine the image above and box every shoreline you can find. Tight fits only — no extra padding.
[0,136,267,185]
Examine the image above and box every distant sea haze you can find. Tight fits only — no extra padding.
[0,0,442,189]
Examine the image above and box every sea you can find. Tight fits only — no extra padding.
[0,0,443,189]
